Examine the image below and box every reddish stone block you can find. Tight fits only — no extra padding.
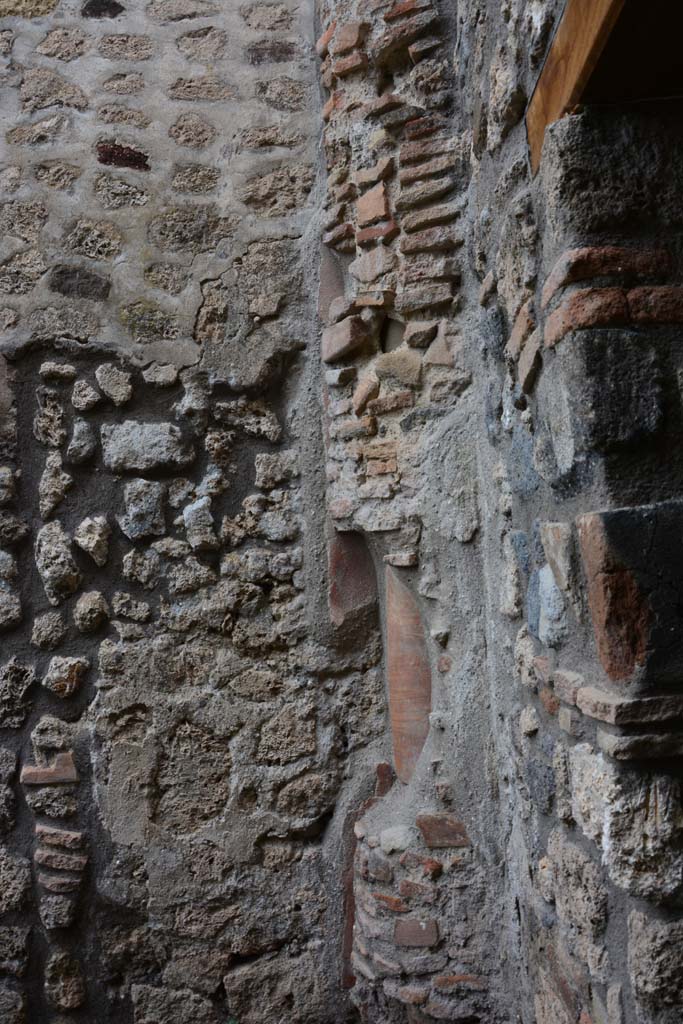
[395,984,429,1005]
[365,92,405,118]
[400,226,461,254]
[35,824,83,849]
[398,878,436,902]
[402,203,460,234]
[433,974,487,992]
[322,90,344,122]
[357,181,390,227]
[352,157,394,188]
[553,669,583,706]
[416,812,470,849]
[399,155,454,185]
[367,457,398,476]
[333,416,377,440]
[539,686,560,717]
[543,287,629,348]
[505,299,535,363]
[372,893,409,913]
[384,0,432,20]
[315,21,337,58]
[541,246,671,309]
[400,135,459,164]
[399,851,443,878]
[332,51,369,77]
[373,11,439,65]
[375,761,395,797]
[367,391,414,416]
[38,873,81,894]
[386,568,432,783]
[322,314,371,363]
[404,114,448,138]
[34,847,88,872]
[322,222,355,250]
[327,531,378,629]
[628,285,683,324]
[330,21,370,56]
[393,916,439,948]
[357,220,400,246]
[20,752,79,786]
[576,512,651,683]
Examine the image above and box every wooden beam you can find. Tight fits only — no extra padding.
[526,0,625,174]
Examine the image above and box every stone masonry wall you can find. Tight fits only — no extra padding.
[1,0,683,1021]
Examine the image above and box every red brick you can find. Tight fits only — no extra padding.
[38,873,81,893]
[542,246,671,309]
[353,374,380,414]
[322,222,355,250]
[505,298,535,362]
[408,35,441,60]
[393,916,439,947]
[332,416,377,440]
[402,203,460,234]
[35,824,84,849]
[365,92,405,118]
[399,155,454,185]
[384,0,432,20]
[399,851,443,878]
[332,51,369,77]
[395,985,429,1005]
[398,878,436,902]
[367,390,414,416]
[316,21,337,58]
[404,114,447,138]
[400,135,458,164]
[433,974,487,992]
[543,288,629,347]
[518,328,542,393]
[372,892,409,913]
[373,11,439,65]
[539,685,560,717]
[553,669,583,706]
[34,847,88,872]
[628,285,683,324]
[416,812,470,849]
[355,289,395,308]
[330,21,369,56]
[357,181,390,227]
[386,567,432,783]
[322,314,372,363]
[352,156,394,188]
[20,752,79,785]
[322,90,344,122]
[576,512,651,682]
[400,226,461,254]
[328,531,378,630]
[357,220,400,246]
[367,457,398,476]
[375,761,395,796]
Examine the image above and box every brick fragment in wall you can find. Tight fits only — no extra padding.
[541,246,672,309]
[385,568,431,784]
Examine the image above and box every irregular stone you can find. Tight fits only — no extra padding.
[131,984,218,1024]
[170,164,220,194]
[374,346,422,387]
[0,470,15,507]
[95,363,132,405]
[153,720,231,833]
[81,0,125,15]
[0,249,46,295]
[35,522,81,605]
[101,422,194,473]
[547,828,609,980]
[0,659,34,729]
[628,911,683,1022]
[66,419,97,465]
[44,952,85,1010]
[73,591,109,633]
[0,848,30,915]
[176,25,226,60]
[31,612,66,650]
[537,563,567,648]
[255,76,307,111]
[71,381,101,412]
[20,68,87,113]
[118,479,165,540]
[241,164,314,216]
[258,705,316,764]
[169,112,217,149]
[37,28,88,61]
[34,162,81,190]
[0,927,28,977]
[103,72,144,93]
[183,496,218,550]
[38,453,73,519]
[6,113,67,146]
[94,174,148,208]
[96,141,149,170]
[42,656,89,698]
[142,363,179,387]
[144,264,188,293]
[66,218,122,259]
[98,33,153,59]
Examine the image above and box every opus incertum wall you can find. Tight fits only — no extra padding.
[1,0,683,1021]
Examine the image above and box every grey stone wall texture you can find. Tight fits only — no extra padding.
[0,0,682,1020]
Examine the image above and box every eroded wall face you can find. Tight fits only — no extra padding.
[0,0,389,1021]
[2,0,683,1021]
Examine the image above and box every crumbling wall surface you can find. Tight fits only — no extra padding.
[315,0,683,1023]
[0,0,389,1020]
